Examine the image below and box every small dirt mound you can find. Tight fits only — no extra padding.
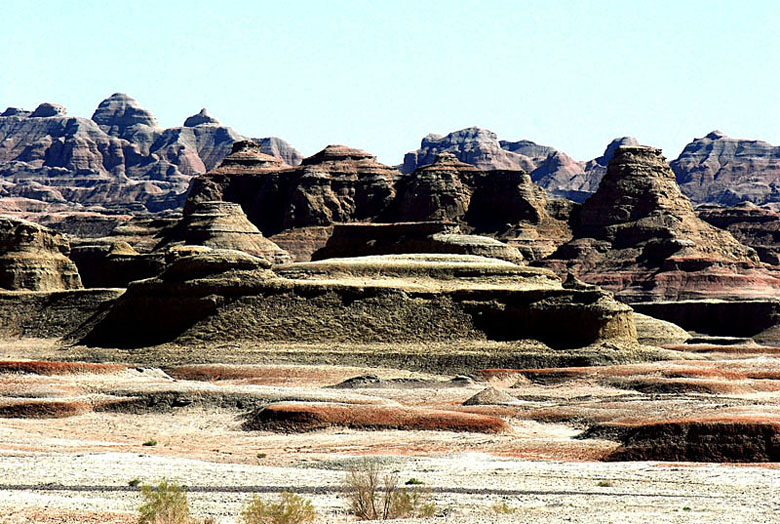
[244,402,511,433]
[604,417,780,462]
[463,387,520,406]
[0,360,126,375]
[0,399,91,418]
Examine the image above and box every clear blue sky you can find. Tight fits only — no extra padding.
[2,0,778,164]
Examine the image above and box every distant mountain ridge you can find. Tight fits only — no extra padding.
[0,93,302,213]
[403,127,780,206]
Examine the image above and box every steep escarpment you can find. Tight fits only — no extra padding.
[672,131,780,205]
[544,145,780,301]
[697,202,780,265]
[0,216,82,291]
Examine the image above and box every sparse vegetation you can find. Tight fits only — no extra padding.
[241,492,317,524]
[597,480,614,487]
[492,500,516,514]
[143,439,158,447]
[405,478,424,485]
[129,477,142,487]
[344,459,435,520]
[257,452,268,459]
[138,479,191,524]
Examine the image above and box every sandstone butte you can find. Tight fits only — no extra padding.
[543,145,780,301]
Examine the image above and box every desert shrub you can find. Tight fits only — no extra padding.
[344,459,435,520]
[241,492,316,524]
[143,439,158,447]
[138,479,191,524]
[492,500,516,514]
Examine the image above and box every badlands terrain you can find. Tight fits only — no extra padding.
[1,96,780,522]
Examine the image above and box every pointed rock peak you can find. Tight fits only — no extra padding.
[183,108,219,127]
[301,144,377,166]
[29,103,67,118]
[92,93,157,130]
[705,130,727,140]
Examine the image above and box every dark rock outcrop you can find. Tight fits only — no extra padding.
[672,131,780,205]
[0,215,82,291]
[544,145,780,301]
[312,222,523,263]
[80,252,636,349]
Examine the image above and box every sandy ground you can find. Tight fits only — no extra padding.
[0,339,778,523]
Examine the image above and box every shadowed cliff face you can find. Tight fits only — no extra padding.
[0,94,302,213]
[544,145,780,301]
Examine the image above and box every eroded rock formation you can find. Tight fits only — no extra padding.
[0,94,302,214]
[672,131,780,205]
[0,216,82,291]
[544,145,780,301]
[80,251,636,349]
[697,202,780,265]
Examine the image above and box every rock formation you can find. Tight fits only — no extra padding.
[697,202,780,265]
[80,251,636,350]
[402,127,641,202]
[183,108,220,127]
[0,215,82,291]
[0,93,302,215]
[312,222,523,263]
[156,201,291,264]
[401,127,548,174]
[544,145,780,301]
[672,131,780,205]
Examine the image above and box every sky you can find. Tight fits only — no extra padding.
[1,0,779,164]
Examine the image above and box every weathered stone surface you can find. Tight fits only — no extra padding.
[0,215,82,291]
[697,202,780,265]
[187,144,398,236]
[80,252,636,349]
[69,241,165,288]
[157,201,291,264]
[402,127,546,173]
[544,146,780,301]
[0,94,302,214]
[672,131,780,205]
[312,222,523,263]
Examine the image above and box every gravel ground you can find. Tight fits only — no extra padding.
[1,451,779,523]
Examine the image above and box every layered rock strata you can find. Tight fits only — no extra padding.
[156,200,291,264]
[672,131,780,205]
[697,202,780,265]
[544,146,780,301]
[0,94,301,213]
[80,251,636,349]
[0,216,82,291]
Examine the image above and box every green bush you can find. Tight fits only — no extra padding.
[241,492,317,524]
[138,479,191,524]
[345,459,435,520]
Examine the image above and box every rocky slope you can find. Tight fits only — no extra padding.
[0,94,301,214]
[543,145,780,301]
[401,127,639,202]
[672,131,780,205]
[188,145,574,261]
[0,215,82,291]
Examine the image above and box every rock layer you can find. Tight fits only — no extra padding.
[544,146,780,301]
[0,216,82,291]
